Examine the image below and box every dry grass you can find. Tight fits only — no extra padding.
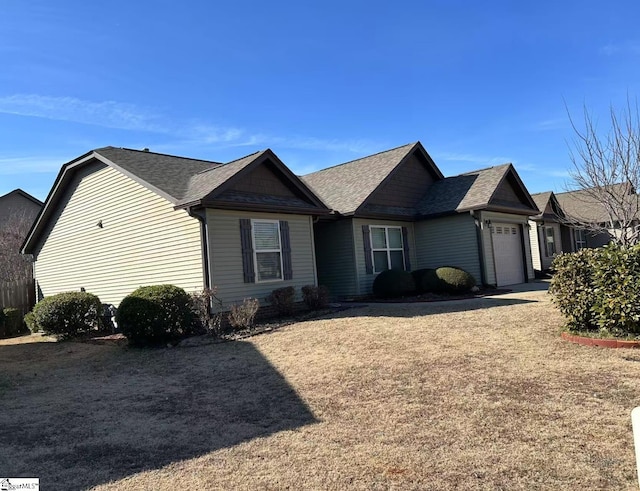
[2,290,640,490]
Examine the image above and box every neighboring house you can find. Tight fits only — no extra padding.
[0,189,42,230]
[303,142,539,297]
[21,147,329,307]
[0,189,43,282]
[528,191,576,272]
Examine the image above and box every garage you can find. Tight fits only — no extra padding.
[492,223,525,286]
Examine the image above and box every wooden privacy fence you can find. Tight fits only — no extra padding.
[0,278,36,316]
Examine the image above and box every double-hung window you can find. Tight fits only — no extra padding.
[574,228,587,250]
[544,227,556,256]
[371,226,405,272]
[252,220,283,282]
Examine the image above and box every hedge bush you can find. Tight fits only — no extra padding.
[116,285,195,347]
[412,268,440,293]
[549,248,599,331]
[435,266,476,294]
[29,291,102,339]
[373,269,416,298]
[591,244,640,334]
[301,285,330,310]
[266,286,296,316]
[549,244,640,335]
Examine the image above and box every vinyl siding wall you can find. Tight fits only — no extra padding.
[35,163,204,305]
[313,219,357,298]
[528,220,543,271]
[352,218,417,296]
[479,211,534,285]
[207,209,317,307]
[414,213,482,284]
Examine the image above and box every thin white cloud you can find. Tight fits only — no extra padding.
[436,152,512,166]
[599,41,640,56]
[0,94,166,132]
[0,93,378,158]
[533,118,567,131]
[0,156,64,175]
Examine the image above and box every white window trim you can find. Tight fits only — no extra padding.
[251,219,284,283]
[575,228,587,250]
[545,226,556,256]
[370,225,405,273]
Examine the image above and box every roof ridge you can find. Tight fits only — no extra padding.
[458,162,512,176]
[193,150,265,176]
[98,146,223,165]
[304,142,416,176]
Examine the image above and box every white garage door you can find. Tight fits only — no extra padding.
[492,223,524,286]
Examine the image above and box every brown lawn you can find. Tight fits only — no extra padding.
[1,288,639,490]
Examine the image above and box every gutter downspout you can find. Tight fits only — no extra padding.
[471,211,487,286]
[188,208,211,290]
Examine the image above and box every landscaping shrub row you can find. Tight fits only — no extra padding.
[0,307,28,338]
[550,243,640,336]
[372,267,477,299]
[22,283,331,347]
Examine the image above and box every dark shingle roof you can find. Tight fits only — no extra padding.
[302,143,418,214]
[530,191,553,214]
[417,163,534,216]
[555,184,638,224]
[95,147,221,203]
[179,151,266,206]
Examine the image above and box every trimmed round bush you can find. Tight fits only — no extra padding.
[435,266,476,293]
[30,291,102,339]
[24,311,38,333]
[412,268,441,293]
[372,269,416,298]
[116,284,195,347]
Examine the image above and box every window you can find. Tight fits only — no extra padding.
[252,220,283,282]
[574,228,587,250]
[544,227,556,256]
[370,226,405,273]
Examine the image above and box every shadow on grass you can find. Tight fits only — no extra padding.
[327,297,538,319]
[0,339,317,489]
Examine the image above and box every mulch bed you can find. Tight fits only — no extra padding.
[356,288,512,303]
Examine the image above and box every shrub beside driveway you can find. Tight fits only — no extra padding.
[1,288,639,490]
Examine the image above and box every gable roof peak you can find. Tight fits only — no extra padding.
[307,142,417,175]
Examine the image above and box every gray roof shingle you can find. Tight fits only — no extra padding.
[95,147,221,203]
[417,163,535,216]
[555,184,638,224]
[302,143,418,214]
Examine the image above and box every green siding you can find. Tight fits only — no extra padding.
[313,219,357,298]
[414,214,482,284]
[352,218,417,296]
[207,209,317,307]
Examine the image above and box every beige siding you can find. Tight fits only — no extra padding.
[529,220,543,271]
[207,209,317,307]
[352,218,417,296]
[314,219,357,298]
[479,211,535,285]
[414,214,482,284]
[35,163,204,305]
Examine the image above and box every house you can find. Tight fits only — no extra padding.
[554,185,638,247]
[303,142,539,297]
[0,189,43,282]
[0,189,42,231]
[528,191,577,272]
[21,147,329,307]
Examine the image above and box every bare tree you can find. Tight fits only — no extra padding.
[0,210,35,282]
[566,99,640,246]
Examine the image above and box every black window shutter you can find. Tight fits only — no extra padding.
[362,225,373,274]
[239,219,255,283]
[280,220,293,280]
[402,226,411,271]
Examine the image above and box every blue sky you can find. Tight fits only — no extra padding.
[1,1,640,201]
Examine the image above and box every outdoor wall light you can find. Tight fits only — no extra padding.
[97,220,103,228]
